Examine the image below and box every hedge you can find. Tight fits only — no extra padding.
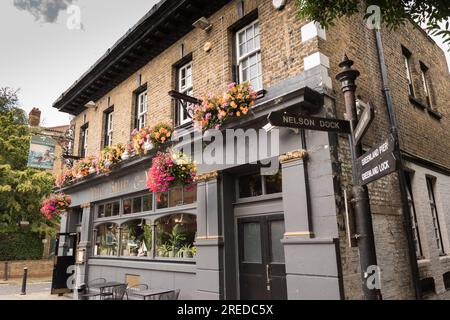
[0,232,43,261]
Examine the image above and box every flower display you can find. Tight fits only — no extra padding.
[146,151,197,196]
[99,144,124,170]
[40,193,72,223]
[55,167,75,188]
[72,156,98,179]
[131,126,153,156]
[149,122,173,147]
[192,82,257,131]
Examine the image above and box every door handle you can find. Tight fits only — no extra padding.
[266,264,271,291]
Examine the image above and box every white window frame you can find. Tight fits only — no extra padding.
[236,20,262,92]
[403,53,414,96]
[426,177,445,255]
[178,61,193,126]
[82,127,88,157]
[420,67,432,109]
[106,111,113,147]
[137,91,148,129]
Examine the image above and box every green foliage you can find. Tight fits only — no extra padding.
[0,87,56,235]
[295,0,450,47]
[0,231,44,261]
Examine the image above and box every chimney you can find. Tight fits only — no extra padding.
[28,108,41,127]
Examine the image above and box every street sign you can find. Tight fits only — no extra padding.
[267,112,351,134]
[354,100,375,144]
[355,135,398,186]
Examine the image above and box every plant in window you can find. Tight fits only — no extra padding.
[179,244,193,258]
[40,193,71,223]
[166,224,186,258]
[192,82,257,131]
[146,151,197,199]
[99,144,124,171]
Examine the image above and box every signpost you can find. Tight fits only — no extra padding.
[354,100,375,144]
[267,112,351,134]
[355,135,398,186]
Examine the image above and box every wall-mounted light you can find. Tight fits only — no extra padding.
[272,0,286,10]
[193,17,212,32]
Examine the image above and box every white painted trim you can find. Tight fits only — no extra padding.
[304,52,330,70]
[301,21,326,43]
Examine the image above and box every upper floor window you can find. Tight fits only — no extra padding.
[79,123,89,158]
[405,172,423,258]
[420,62,432,109]
[104,108,114,147]
[136,91,148,130]
[236,20,262,91]
[176,61,193,126]
[426,177,444,255]
[238,169,282,199]
[402,46,414,97]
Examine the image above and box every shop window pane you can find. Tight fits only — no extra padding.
[120,219,152,257]
[98,205,105,218]
[183,185,197,205]
[143,194,153,212]
[169,187,183,207]
[155,214,197,259]
[105,203,112,217]
[243,223,262,263]
[157,193,168,209]
[132,197,142,213]
[123,199,132,215]
[265,170,282,194]
[270,220,285,263]
[94,223,118,256]
[112,202,120,216]
[239,173,262,198]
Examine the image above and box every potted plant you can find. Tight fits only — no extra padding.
[166,224,186,258]
[158,244,171,257]
[99,144,124,171]
[131,126,153,155]
[149,122,173,147]
[180,244,193,258]
[40,193,72,223]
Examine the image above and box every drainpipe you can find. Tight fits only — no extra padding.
[374,29,422,300]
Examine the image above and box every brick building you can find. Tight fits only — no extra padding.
[52,0,450,299]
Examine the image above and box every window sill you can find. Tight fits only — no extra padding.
[428,108,442,121]
[409,95,427,110]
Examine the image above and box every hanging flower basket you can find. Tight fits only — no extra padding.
[40,193,72,223]
[149,122,173,147]
[146,151,197,197]
[192,82,257,131]
[132,122,173,155]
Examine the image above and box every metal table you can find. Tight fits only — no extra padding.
[129,289,175,300]
[89,281,127,300]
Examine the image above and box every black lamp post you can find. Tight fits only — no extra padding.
[336,55,382,300]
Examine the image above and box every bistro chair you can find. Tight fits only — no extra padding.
[158,289,180,300]
[81,278,106,300]
[127,284,149,300]
[104,284,128,300]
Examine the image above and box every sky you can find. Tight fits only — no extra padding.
[0,0,449,127]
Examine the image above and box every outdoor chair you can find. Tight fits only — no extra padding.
[127,284,149,300]
[104,284,128,300]
[158,289,180,300]
[81,278,106,300]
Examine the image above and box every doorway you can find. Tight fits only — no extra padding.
[237,215,287,300]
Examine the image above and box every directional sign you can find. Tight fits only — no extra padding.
[354,100,375,144]
[355,135,398,186]
[268,112,351,134]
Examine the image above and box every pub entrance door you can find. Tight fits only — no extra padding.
[237,215,287,300]
[51,233,77,295]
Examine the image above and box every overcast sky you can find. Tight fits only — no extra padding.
[1,0,449,127]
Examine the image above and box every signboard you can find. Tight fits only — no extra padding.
[355,135,398,186]
[354,100,375,144]
[267,112,351,134]
[27,135,56,170]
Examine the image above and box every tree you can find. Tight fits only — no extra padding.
[295,1,450,47]
[0,88,56,235]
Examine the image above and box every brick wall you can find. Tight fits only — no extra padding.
[0,260,54,279]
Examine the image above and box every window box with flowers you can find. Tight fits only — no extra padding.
[132,122,173,156]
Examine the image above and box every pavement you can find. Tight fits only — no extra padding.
[0,278,72,300]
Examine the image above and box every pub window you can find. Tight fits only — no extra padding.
[123,194,154,215]
[426,177,445,255]
[136,91,148,130]
[156,185,197,210]
[405,172,423,258]
[120,219,152,257]
[402,46,414,97]
[176,61,193,127]
[236,20,262,91]
[94,223,119,256]
[420,277,436,296]
[79,123,89,158]
[238,169,282,199]
[155,214,197,259]
[104,107,114,147]
[420,62,433,109]
[97,201,120,218]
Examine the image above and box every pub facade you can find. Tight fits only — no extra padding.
[54,0,450,299]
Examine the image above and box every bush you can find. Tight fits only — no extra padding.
[0,232,43,261]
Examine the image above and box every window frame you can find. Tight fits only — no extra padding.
[236,19,263,92]
[177,61,194,126]
[402,46,415,97]
[426,176,445,255]
[405,172,423,259]
[236,168,282,200]
[420,62,433,109]
[137,91,148,130]
[79,123,89,158]
[104,108,114,147]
